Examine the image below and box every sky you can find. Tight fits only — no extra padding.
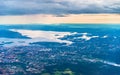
[0,0,120,24]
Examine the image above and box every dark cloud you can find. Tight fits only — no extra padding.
[0,0,120,15]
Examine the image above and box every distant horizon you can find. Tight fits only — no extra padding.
[0,23,120,27]
[0,23,120,25]
[0,14,120,24]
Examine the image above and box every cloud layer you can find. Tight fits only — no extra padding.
[0,0,120,15]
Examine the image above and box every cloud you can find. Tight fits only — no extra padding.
[0,0,120,15]
[10,29,74,45]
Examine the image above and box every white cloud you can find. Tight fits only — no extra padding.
[9,29,75,46]
[102,35,108,38]
[77,33,99,41]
